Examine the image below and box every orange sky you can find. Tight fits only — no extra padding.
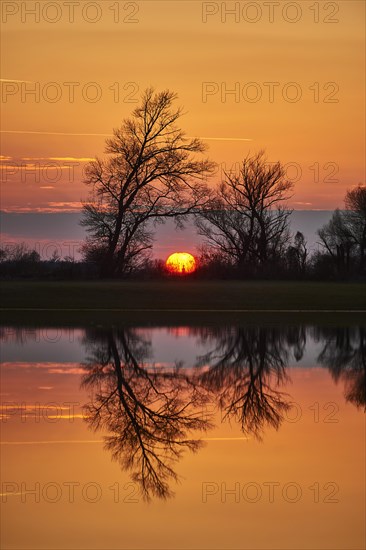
[1,0,365,212]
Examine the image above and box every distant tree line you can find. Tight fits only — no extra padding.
[0,243,97,279]
[195,174,365,281]
[1,88,365,280]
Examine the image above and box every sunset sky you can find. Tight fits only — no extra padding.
[1,1,364,216]
[2,5,365,546]
[1,0,365,213]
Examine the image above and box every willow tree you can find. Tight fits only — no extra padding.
[81,88,214,277]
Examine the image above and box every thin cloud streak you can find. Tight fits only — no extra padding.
[1,130,113,137]
[0,440,103,445]
[0,79,33,83]
[194,137,252,142]
[201,437,250,441]
[1,130,252,141]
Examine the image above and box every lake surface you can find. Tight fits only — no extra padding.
[1,323,365,549]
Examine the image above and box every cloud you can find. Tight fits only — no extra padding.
[47,201,83,210]
[0,440,103,446]
[49,157,95,162]
[1,130,252,141]
[1,404,78,412]
[1,361,83,372]
[202,437,249,441]
[1,206,83,213]
[47,368,85,374]
[0,130,112,137]
[2,162,71,170]
[0,79,33,83]
[1,201,83,213]
[190,137,252,142]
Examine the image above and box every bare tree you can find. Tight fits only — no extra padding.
[345,185,366,271]
[317,186,366,275]
[81,88,214,277]
[313,326,366,410]
[195,151,293,272]
[0,243,40,263]
[317,209,355,273]
[194,326,296,440]
[286,231,308,276]
[81,328,212,500]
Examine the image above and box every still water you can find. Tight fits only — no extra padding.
[1,324,365,549]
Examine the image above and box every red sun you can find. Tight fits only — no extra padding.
[166,252,197,275]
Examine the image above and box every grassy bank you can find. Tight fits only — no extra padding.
[0,281,365,326]
[1,280,365,310]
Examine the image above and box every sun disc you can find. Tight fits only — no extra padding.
[165,252,197,274]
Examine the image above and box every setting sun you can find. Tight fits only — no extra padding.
[166,252,197,275]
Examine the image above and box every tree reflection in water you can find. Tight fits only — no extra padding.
[81,328,212,500]
[314,326,366,409]
[79,324,365,500]
[194,326,306,439]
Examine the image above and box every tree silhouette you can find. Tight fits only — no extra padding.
[317,186,366,275]
[81,88,214,277]
[194,326,304,439]
[81,328,212,499]
[317,209,356,274]
[314,326,366,409]
[195,151,293,273]
[345,185,366,272]
[286,231,308,276]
